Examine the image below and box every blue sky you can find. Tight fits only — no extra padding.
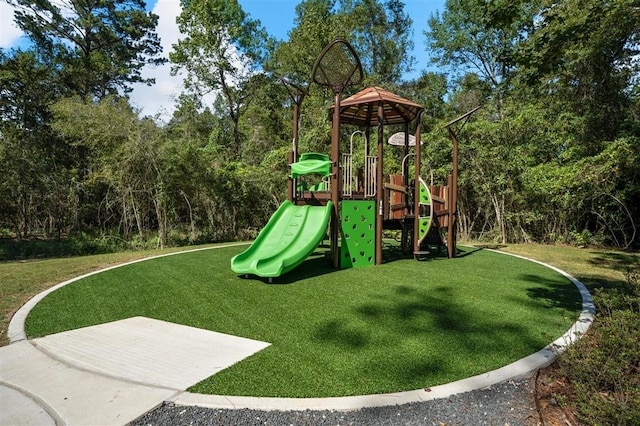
[0,0,446,120]
[241,0,445,74]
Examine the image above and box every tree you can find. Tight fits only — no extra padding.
[5,0,166,237]
[399,71,448,127]
[0,50,70,238]
[342,0,415,83]
[268,0,344,83]
[270,0,414,85]
[516,0,640,147]
[10,0,165,98]
[425,0,541,92]
[51,97,171,247]
[512,0,640,247]
[171,0,273,153]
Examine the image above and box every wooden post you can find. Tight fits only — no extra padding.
[413,113,422,255]
[365,127,370,156]
[403,121,410,186]
[287,150,294,202]
[293,102,300,162]
[448,127,458,258]
[442,105,480,258]
[402,122,410,253]
[280,77,304,204]
[331,92,341,268]
[375,104,384,265]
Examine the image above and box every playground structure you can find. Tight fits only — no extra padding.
[231,39,478,278]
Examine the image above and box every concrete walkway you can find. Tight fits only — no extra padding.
[1,340,178,425]
[1,317,270,425]
[0,248,595,425]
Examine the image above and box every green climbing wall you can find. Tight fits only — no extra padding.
[340,200,376,268]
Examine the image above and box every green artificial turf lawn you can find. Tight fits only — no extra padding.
[25,244,582,397]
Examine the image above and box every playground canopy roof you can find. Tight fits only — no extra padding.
[331,86,424,127]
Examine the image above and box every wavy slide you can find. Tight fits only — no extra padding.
[231,200,333,278]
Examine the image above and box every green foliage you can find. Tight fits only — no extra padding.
[268,0,347,82]
[270,0,414,86]
[516,0,639,144]
[51,97,170,246]
[426,0,541,90]
[521,136,640,248]
[555,251,640,424]
[238,74,291,165]
[341,0,415,82]
[0,233,134,261]
[10,0,165,98]
[2,0,638,255]
[399,72,448,126]
[171,0,270,81]
[559,310,640,424]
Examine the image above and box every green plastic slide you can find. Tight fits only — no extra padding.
[231,200,333,278]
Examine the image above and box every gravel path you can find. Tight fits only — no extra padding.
[131,378,539,425]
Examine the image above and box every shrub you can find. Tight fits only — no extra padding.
[557,264,640,425]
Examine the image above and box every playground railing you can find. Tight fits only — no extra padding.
[365,155,376,197]
[342,152,353,197]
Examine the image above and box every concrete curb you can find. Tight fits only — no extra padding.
[0,380,60,425]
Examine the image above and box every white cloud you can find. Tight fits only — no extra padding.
[1,0,206,123]
[0,2,24,49]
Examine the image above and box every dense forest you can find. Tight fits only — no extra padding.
[1,0,639,255]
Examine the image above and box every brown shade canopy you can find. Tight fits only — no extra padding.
[331,86,423,126]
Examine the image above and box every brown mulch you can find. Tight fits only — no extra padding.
[534,364,583,426]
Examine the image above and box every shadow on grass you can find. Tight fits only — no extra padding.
[520,274,583,311]
[315,319,370,349]
[471,243,508,250]
[588,251,639,270]
[256,245,483,284]
[586,251,639,290]
[454,246,483,258]
[258,251,336,284]
[313,279,555,385]
[380,244,482,264]
[0,236,117,261]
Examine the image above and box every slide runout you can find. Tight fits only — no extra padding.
[253,208,310,267]
[231,200,333,278]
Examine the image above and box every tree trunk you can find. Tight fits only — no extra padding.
[491,193,506,244]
